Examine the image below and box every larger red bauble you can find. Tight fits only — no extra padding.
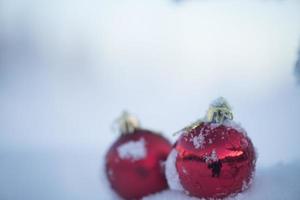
[105,128,172,200]
[167,98,256,199]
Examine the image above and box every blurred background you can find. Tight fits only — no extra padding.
[0,0,300,199]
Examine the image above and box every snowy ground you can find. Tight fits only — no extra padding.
[145,163,300,200]
[1,150,299,200]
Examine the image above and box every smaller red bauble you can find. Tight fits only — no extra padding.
[166,97,256,199]
[105,112,172,200]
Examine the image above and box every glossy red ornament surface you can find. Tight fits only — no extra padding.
[175,122,256,199]
[105,129,172,200]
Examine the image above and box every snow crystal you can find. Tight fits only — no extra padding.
[241,170,255,193]
[223,120,247,136]
[242,180,248,191]
[208,122,221,129]
[165,149,184,191]
[205,149,218,162]
[117,138,147,161]
[108,169,114,178]
[143,190,202,200]
[190,134,205,149]
[182,167,188,175]
[203,119,247,136]
[210,97,232,110]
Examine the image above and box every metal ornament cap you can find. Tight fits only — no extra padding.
[114,111,140,134]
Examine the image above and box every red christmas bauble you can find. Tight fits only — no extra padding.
[105,112,172,200]
[166,98,256,199]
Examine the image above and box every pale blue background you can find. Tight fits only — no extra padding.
[0,0,300,199]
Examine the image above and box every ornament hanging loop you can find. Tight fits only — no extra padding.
[206,97,233,123]
[115,111,140,134]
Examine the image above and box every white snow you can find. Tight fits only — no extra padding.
[223,120,247,136]
[143,190,201,200]
[165,149,184,191]
[190,134,205,149]
[117,138,147,161]
[210,97,232,109]
[143,161,300,200]
[201,119,247,136]
[1,151,299,200]
[205,149,218,162]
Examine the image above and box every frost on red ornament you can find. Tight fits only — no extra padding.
[105,112,172,200]
[171,98,256,199]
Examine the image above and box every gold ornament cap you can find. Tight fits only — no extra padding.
[206,97,233,123]
[115,111,140,134]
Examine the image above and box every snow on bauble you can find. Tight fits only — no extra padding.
[167,97,257,199]
[165,149,184,192]
[105,112,172,200]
